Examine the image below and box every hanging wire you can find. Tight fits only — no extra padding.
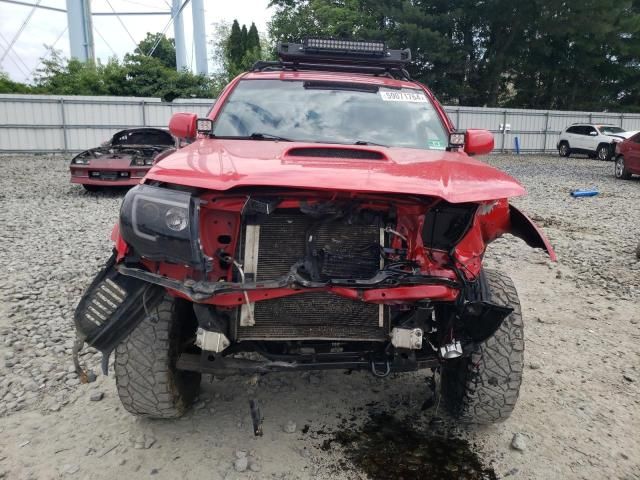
[0,32,31,79]
[146,0,190,57]
[122,0,166,10]
[105,0,139,50]
[0,0,42,65]
[94,26,118,57]
[27,26,68,79]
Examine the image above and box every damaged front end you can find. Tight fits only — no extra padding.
[69,128,176,186]
[74,183,555,377]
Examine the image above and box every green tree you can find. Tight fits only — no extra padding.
[241,24,248,53]
[212,20,272,86]
[33,49,123,95]
[121,52,212,101]
[508,0,640,111]
[247,23,261,53]
[135,32,177,69]
[30,43,212,101]
[0,71,32,93]
[227,20,244,66]
[268,0,640,111]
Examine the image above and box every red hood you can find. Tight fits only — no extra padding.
[145,139,525,203]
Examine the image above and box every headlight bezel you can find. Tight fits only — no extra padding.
[72,155,90,165]
[120,184,204,267]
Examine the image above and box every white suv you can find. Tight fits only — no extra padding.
[557,124,638,161]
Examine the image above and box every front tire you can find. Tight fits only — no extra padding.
[558,142,571,157]
[597,144,612,161]
[615,156,632,180]
[114,294,201,418]
[441,269,524,424]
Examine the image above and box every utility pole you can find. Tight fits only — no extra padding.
[66,0,94,61]
[191,0,207,75]
[172,0,187,71]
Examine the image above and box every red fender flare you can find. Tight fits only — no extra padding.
[508,205,557,261]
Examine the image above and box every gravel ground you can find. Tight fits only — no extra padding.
[0,153,638,480]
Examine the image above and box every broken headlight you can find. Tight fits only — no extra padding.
[119,184,204,266]
[422,202,477,250]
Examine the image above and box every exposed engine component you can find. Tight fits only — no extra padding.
[195,328,230,353]
[390,327,424,350]
[440,340,463,359]
[235,208,388,341]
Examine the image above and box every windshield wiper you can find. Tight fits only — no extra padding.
[249,132,292,142]
[354,140,388,147]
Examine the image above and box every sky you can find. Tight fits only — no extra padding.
[0,0,274,82]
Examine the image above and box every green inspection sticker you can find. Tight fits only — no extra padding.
[428,139,446,150]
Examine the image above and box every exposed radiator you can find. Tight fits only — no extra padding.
[235,211,387,341]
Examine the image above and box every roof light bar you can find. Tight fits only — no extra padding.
[277,40,411,68]
[304,38,386,56]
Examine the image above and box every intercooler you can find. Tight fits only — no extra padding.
[234,211,388,341]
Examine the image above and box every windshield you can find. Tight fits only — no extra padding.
[212,79,449,150]
[598,126,625,135]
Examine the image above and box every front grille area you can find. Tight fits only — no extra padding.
[243,292,385,341]
[89,171,130,180]
[236,210,387,341]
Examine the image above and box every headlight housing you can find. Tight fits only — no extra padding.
[130,155,157,166]
[72,155,90,165]
[119,184,204,267]
[422,202,477,250]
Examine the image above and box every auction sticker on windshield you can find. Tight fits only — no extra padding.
[379,90,429,103]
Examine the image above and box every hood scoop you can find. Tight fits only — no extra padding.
[285,147,387,160]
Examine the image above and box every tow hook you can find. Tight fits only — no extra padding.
[370,359,391,378]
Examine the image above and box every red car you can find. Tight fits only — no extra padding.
[615,133,640,179]
[74,39,555,423]
[69,128,176,191]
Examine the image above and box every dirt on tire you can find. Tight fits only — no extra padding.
[441,269,524,424]
[114,295,201,418]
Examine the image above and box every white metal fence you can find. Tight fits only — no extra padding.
[2,93,640,154]
[445,106,640,153]
[0,94,213,153]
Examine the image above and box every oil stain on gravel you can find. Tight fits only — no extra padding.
[326,413,497,480]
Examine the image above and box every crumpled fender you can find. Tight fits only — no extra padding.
[508,205,557,261]
[74,253,163,374]
[454,200,557,280]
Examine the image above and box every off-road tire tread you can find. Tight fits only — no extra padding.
[442,269,524,424]
[114,295,200,418]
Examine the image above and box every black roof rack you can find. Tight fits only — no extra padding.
[251,39,413,81]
